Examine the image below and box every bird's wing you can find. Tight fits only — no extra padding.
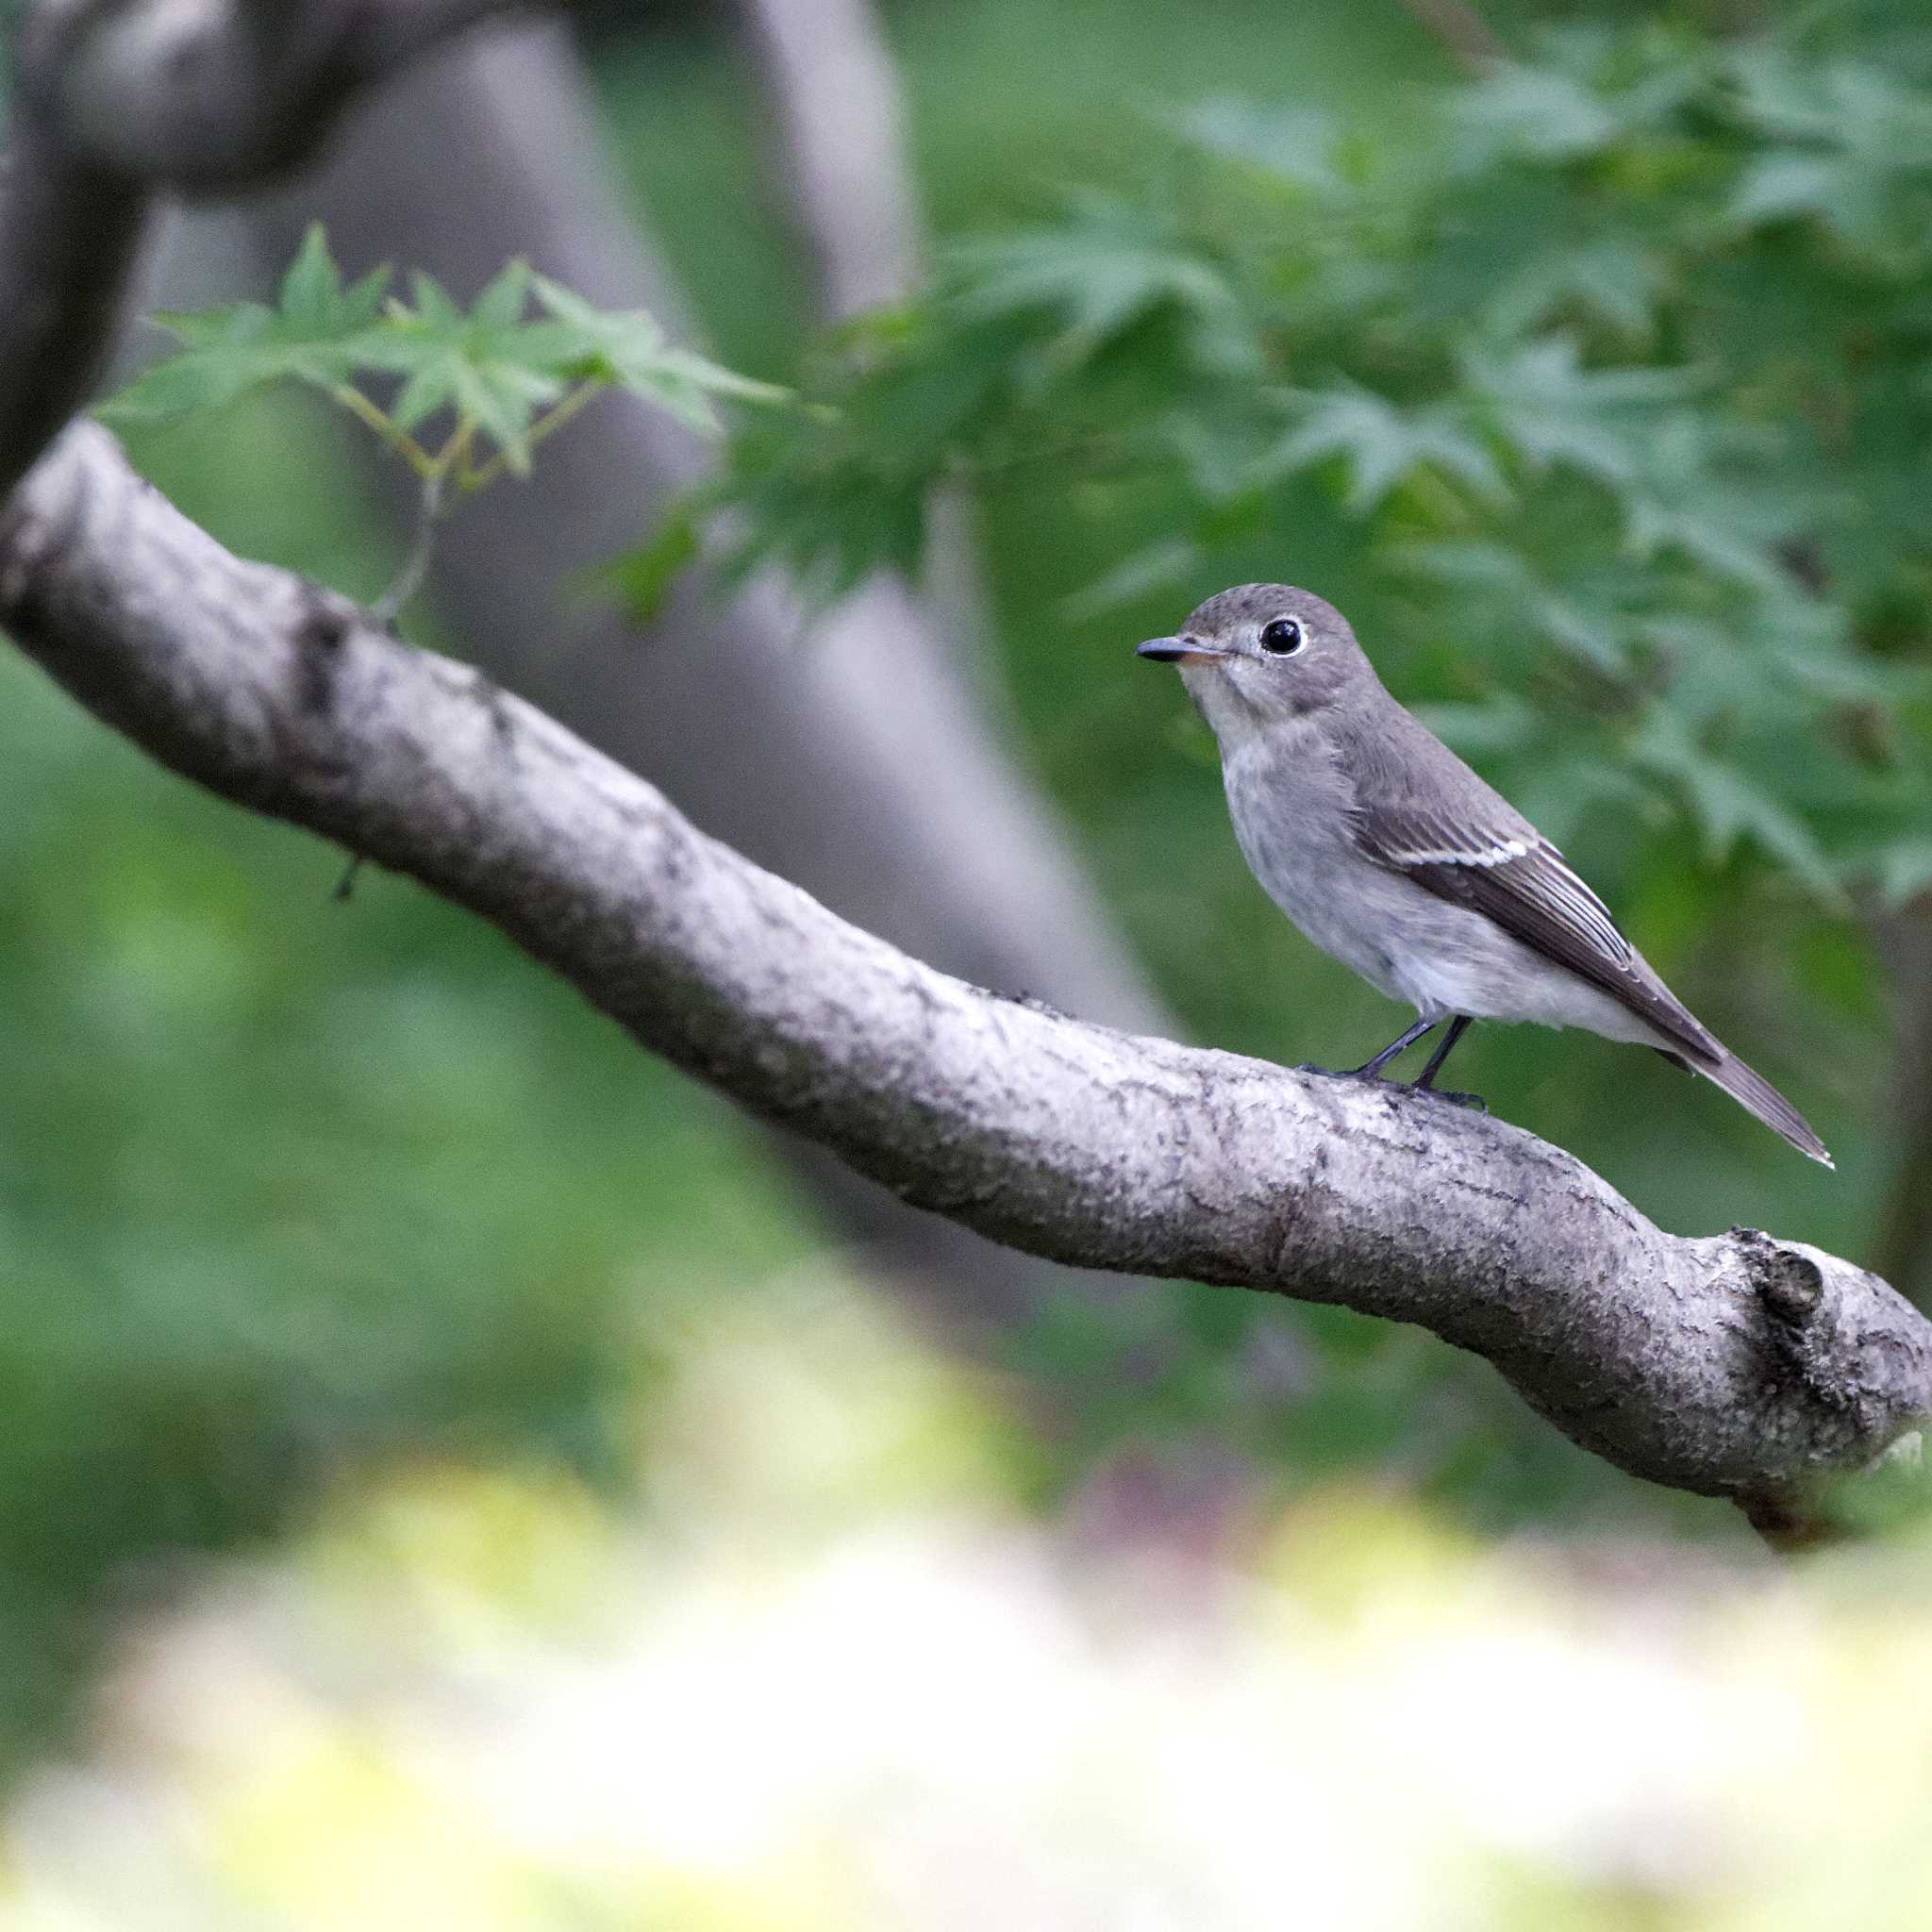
[1352,791,1720,1061]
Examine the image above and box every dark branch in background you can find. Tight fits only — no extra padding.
[42,0,535,186]
[733,0,1002,701]
[4,421,1929,1541]
[0,123,149,501]
[0,0,533,502]
[0,19,150,498]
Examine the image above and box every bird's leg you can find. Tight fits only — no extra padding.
[1352,1016,1441,1079]
[1407,1015,1486,1112]
[1410,1015,1471,1088]
[1298,1015,1439,1083]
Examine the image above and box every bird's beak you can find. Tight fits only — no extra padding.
[1137,637,1227,666]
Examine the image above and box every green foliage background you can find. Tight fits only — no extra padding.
[1,0,1928,1773]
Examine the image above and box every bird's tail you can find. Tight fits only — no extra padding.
[1667,1044,1833,1168]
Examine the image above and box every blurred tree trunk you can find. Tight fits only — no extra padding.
[224,23,1170,1339]
[733,0,997,697]
[735,0,923,319]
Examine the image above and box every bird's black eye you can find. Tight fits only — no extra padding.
[1259,616,1305,656]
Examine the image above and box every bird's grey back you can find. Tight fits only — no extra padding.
[1323,678,1538,849]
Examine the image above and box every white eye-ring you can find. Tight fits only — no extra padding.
[1260,616,1305,656]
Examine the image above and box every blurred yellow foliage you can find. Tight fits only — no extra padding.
[6,1270,1932,1931]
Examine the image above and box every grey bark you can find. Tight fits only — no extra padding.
[228,23,1172,1325]
[5,419,1928,1540]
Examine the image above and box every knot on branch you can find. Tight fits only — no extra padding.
[291,583,358,714]
[1733,1225,1852,1423]
[1740,1426,1929,1552]
[1734,1224,1825,1329]
[1724,1227,1932,1542]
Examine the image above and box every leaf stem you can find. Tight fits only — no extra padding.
[463,381,603,491]
[329,383,436,476]
[435,413,478,482]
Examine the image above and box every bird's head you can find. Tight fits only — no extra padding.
[1137,583,1376,741]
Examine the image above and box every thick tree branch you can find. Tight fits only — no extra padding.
[4,421,1927,1536]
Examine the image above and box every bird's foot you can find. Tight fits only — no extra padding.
[1411,1083,1487,1113]
[1294,1063,1484,1112]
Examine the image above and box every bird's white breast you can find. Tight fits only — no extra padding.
[1218,725,1413,1001]
[1216,724,1666,1045]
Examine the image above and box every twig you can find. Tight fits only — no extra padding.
[372,458,448,625]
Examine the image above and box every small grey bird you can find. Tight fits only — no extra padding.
[1138,582,1832,1166]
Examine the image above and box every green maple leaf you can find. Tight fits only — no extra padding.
[949,192,1259,379]
[356,263,570,474]
[1447,63,1618,167]
[1481,239,1662,339]
[1617,417,1806,592]
[106,225,391,418]
[1179,98,1343,195]
[1464,338,1699,490]
[1631,708,1842,898]
[1725,51,1932,255]
[526,275,789,435]
[1396,542,1636,676]
[107,231,789,478]
[1261,386,1508,513]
